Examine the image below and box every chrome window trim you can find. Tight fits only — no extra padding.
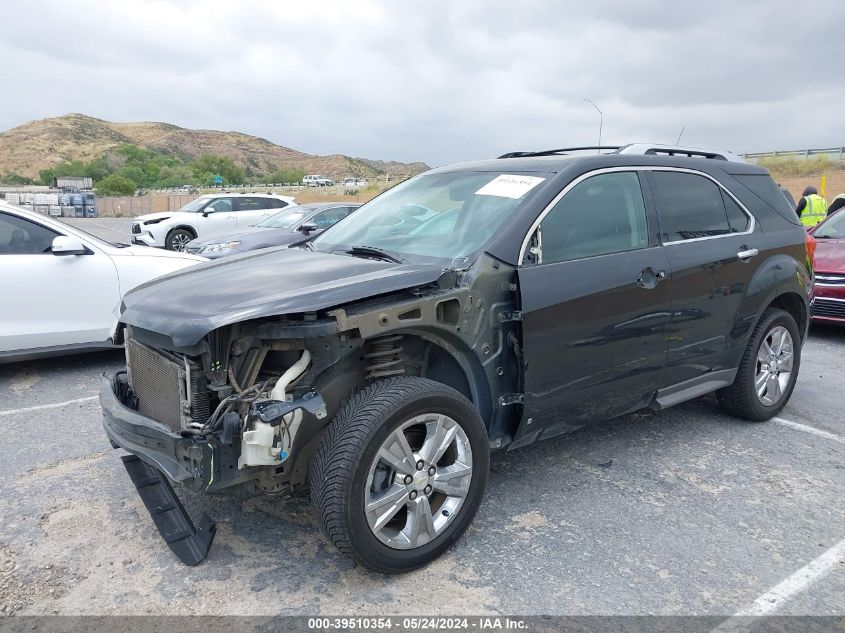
[518,166,756,265]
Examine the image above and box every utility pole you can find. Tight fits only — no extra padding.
[583,98,603,153]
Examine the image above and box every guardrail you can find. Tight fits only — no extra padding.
[742,147,845,161]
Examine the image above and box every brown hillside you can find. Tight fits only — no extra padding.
[0,113,430,181]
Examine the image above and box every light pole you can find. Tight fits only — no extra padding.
[583,98,603,153]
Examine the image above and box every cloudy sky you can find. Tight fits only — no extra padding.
[0,0,843,166]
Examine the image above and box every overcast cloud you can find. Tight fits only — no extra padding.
[0,0,843,166]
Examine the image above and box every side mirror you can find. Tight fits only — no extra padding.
[299,223,318,234]
[52,235,89,256]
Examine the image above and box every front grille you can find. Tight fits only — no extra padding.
[125,338,209,431]
[815,273,845,286]
[811,298,845,319]
[131,223,141,234]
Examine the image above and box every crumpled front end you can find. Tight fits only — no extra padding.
[101,323,330,565]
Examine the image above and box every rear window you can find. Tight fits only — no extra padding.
[732,174,800,225]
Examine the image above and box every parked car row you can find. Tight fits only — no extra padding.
[0,196,360,360]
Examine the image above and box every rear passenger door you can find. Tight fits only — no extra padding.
[646,169,762,383]
[235,197,276,227]
[516,171,673,445]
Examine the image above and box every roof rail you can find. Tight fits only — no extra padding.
[498,143,746,163]
[615,143,746,163]
[498,146,621,159]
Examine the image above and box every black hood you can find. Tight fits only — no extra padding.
[120,247,444,347]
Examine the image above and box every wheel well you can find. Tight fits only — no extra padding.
[290,334,484,488]
[768,292,808,339]
[417,340,473,403]
[168,225,197,238]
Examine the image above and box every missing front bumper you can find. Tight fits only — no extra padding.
[120,454,216,566]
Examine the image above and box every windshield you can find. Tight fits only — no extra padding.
[257,207,308,229]
[178,197,212,213]
[311,171,548,263]
[815,212,845,238]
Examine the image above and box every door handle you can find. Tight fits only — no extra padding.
[637,267,667,289]
[737,248,758,260]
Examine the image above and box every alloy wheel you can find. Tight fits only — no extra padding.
[171,233,191,251]
[755,325,794,406]
[364,413,473,550]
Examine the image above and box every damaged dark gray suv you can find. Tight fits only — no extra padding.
[101,144,814,573]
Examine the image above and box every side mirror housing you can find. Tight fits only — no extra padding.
[52,236,90,256]
[299,223,318,234]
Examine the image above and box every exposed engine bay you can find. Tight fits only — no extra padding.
[111,255,520,495]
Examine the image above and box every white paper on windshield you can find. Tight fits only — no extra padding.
[475,174,545,199]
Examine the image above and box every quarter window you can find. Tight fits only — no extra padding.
[0,212,59,255]
[538,172,649,264]
[722,190,750,232]
[267,198,289,209]
[649,171,740,242]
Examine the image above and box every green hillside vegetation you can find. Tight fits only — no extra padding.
[12,144,306,195]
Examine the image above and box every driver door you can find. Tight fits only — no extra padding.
[514,171,672,445]
[0,212,121,353]
[198,197,237,238]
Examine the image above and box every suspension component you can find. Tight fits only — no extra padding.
[364,335,405,379]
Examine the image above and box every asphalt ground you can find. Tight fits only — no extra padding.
[0,217,842,617]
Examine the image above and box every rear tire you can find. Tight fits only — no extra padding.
[165,228,194,251]
[309,377,489,573]
[717,308,801,421]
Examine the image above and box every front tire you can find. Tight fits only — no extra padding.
[165,228,194,251]
[717,307,801,421]
[309,377,489,573]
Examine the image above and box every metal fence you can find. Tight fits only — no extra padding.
[742,147,845,161]
[96,194,199,217]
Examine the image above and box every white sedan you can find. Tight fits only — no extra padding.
[0,202,206,362]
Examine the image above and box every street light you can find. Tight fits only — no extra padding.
[583,98,603,153]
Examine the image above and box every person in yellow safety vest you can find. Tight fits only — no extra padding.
[796,186,827,226]
[826,193,845,218]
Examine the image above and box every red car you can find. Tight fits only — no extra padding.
[809,211,845,324]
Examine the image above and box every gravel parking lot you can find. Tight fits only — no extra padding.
[1,218,843,617]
